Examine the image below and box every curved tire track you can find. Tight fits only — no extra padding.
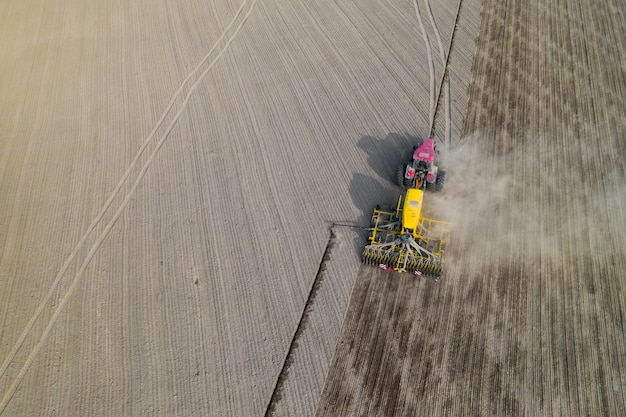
[0,1,259,412]
[413,0,437,129]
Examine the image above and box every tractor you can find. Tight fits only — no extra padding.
[396,138,446,191]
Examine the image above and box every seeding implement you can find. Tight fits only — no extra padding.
[362,188,451,280]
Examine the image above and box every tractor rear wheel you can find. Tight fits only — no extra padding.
[435,170,446,192]
[396,165,406,188]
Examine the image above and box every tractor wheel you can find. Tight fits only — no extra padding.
[435,170,446,192]
[396,165,407,188]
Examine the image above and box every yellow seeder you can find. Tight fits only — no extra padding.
[362,188,451,280]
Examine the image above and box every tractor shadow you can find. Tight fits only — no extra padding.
[357,133,423,183]
[347,133,424,251]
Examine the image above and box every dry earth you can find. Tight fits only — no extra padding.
[1,0,624,416]
[1,0,469,416]
[315,0,626,415]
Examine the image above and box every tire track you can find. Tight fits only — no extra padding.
[424,0,452,148]
[0,1,259,412]
[412,0,437,130]
[413,0,462,148]
[425,0,447,134]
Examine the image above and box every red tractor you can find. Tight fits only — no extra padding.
[396,138,446,191]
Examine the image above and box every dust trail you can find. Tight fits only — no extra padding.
[427,132,626,276]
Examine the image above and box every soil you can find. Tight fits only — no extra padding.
[1,0,624,416]
[315,0,626,415]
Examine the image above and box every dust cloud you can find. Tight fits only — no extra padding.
[425,131,625,275]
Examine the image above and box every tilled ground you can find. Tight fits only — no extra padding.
[1,0,623,415]
[314,0,626,415]
[0,1,466,416]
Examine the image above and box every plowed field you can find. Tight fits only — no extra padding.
[315,0,626,415]
[1,0,624,416]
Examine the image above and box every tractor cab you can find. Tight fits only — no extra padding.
[412,138,437,163]
[397,138,446,191]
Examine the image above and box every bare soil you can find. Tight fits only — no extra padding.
[315,0,626,415]
[1,0,623,416]
[0,0,465,415]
